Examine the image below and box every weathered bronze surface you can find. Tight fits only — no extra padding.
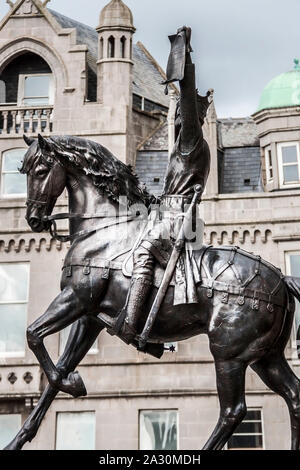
[5,27,300,452]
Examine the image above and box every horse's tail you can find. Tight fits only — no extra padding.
[284,275,300,358]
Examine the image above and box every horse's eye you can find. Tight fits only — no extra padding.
[35,168,49,177]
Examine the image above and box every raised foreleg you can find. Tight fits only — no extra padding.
[26,286,90,397]
[5,315,104,450]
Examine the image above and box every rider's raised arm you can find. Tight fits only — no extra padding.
[179,48,202,154]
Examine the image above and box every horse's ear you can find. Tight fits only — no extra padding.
[23,134,35,146]
[38,134,51,152]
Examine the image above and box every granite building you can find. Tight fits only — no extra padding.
[0,0,300,450]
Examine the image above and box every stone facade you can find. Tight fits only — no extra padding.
[0,0,299,452]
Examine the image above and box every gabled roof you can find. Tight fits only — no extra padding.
[220,146,263,194]
[138,121,168,151]
[133,42,171,107]
[135,117,262,196]
[50,9,98,59]
[135,150,169,197]
[0,0,62,34]
[218,117,259,148]
[49,9,170,107]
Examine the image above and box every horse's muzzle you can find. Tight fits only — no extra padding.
[28,216,45,232]
[26,202,50,233]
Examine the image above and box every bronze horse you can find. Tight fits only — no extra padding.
[5,134,300,450]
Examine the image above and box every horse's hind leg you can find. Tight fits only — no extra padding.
[26,286,88,397]
[202,359,247,450]
[5,315,104,450]
[251,352,300,450]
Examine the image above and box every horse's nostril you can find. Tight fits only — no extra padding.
[29,217,42,230]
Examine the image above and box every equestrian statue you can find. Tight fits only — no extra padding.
[5,27,300,451]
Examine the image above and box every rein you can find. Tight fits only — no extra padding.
[43,212,137,243]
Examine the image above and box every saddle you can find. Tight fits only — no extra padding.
[122,244,206,305]
[63,246,206,305]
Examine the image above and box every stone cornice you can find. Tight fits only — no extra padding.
[52,388,276,400]
[252,105,300,122]
[0,235,65,252]
[203,189,300,201]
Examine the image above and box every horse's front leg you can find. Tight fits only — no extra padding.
[5,315,104,450]
[26,286,88,398]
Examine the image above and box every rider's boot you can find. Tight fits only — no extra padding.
[120,276,152,344]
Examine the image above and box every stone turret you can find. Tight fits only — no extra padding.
[96,0,135,107]
[98,0,135,31]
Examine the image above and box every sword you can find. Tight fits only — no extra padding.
[139,184,202,350]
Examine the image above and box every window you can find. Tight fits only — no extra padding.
[0,414,21,449]
[133,94,142,110]
[278,142,300,187]
[227,409,264,450]
[18,73,53,106]
[139,410,178,450]
[99,37,104,59]
[1,148,27,197]
[285,252,300,336]
[59,324,98,356]
[108,36,115,58]
[121,36,126,58]
[0,263,29,358]
[56,412,95,450]
[265,146,273,182]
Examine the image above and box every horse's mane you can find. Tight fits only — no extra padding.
[22,135,151,206]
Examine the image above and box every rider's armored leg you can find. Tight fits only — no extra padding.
[121,245,154,344]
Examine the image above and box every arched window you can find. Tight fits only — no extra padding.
[108,36,115,58]
[120,36,126,58]
[130,38,132,60]
[1,52,53,105]
[99,37,104,59]
[0,80,6,104]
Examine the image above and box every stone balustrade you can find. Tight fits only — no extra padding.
[0,364,42,397]
[0,105,53,136]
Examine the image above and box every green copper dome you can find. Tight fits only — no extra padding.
[257,59,300,112]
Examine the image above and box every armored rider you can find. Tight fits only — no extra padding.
[120,26,212,345]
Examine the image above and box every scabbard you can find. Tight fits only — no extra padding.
[138,239,182,348]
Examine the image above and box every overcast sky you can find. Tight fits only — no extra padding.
[0,0,299,117]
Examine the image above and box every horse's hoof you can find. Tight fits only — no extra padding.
[63,371,87,398]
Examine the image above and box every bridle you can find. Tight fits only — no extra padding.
[26,155,59,229]
[26,155,138,243]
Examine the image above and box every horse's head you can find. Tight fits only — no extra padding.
[21,134,67,232]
